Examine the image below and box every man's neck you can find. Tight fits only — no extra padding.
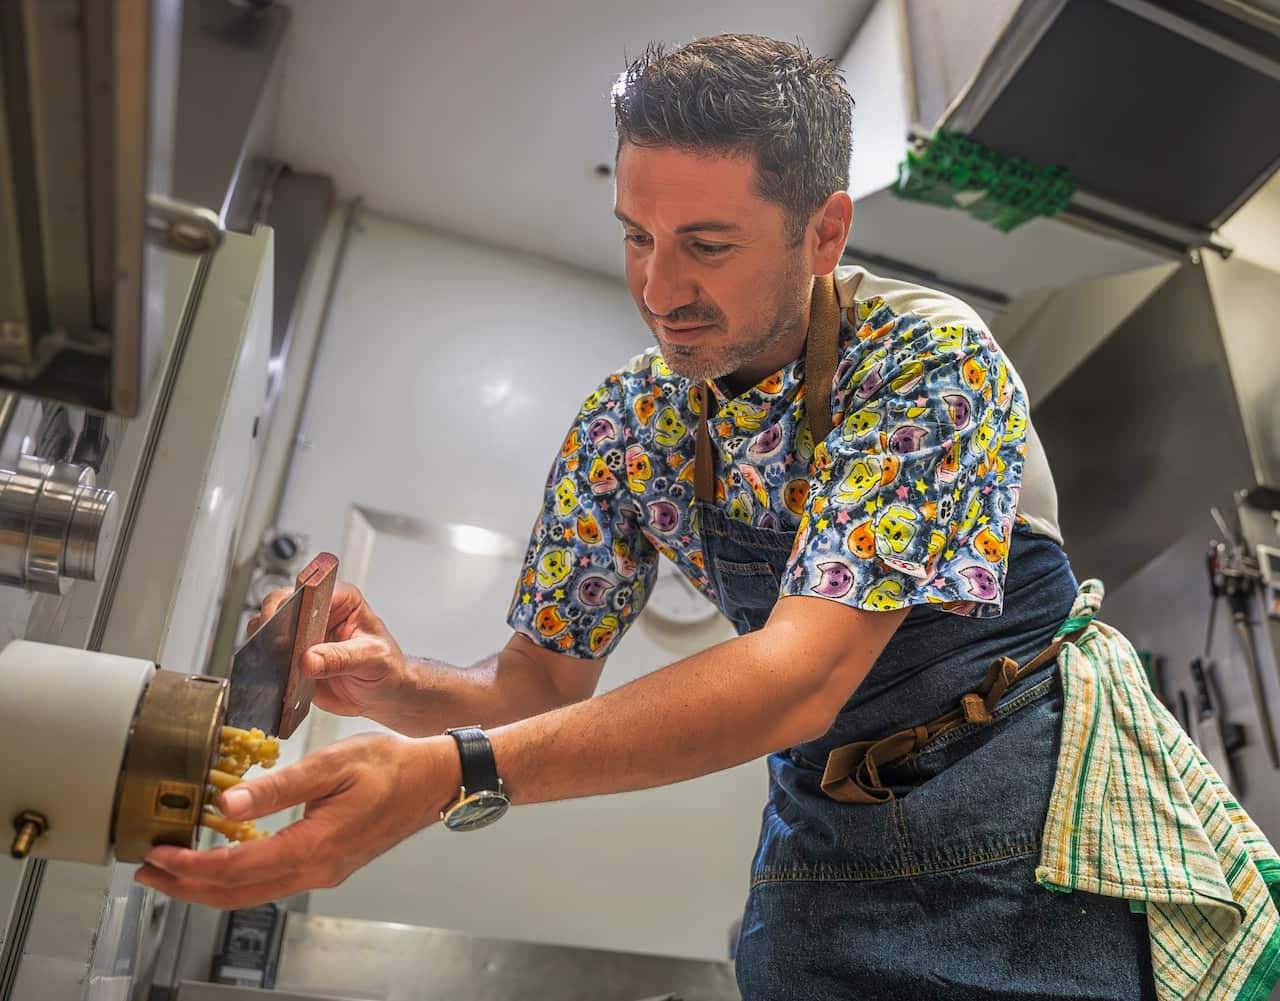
[717,296,813,398]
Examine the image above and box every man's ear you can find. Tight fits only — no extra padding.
[809,192,852,275]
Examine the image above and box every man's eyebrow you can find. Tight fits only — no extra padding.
[613,210,743,235]
[676,220,743,234]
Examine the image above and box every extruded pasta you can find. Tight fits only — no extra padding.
[201,726,281,843]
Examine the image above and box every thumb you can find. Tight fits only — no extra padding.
[218,756,337,821]
[304,635,392,680]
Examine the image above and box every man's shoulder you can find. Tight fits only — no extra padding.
[836,265,989,338]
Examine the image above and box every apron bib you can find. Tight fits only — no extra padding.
[689,276,1155,1001]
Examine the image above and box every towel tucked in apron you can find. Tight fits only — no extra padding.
[1036,579,1280,1001]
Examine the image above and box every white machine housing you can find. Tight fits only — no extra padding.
[0,641,154,865]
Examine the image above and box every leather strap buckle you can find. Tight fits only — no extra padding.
[960,692,992,725]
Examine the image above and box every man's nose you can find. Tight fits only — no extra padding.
[642,246,695,318]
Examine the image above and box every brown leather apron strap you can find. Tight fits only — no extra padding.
[694,385,715,505]
[805,272,839,445]
[820,629,1083,805]
[693,273,842,504]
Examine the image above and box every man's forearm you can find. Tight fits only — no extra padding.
[368,643,589,738]
[484,610,881,806]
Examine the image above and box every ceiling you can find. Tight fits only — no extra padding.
[268,0,873,280]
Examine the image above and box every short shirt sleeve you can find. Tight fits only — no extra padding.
[507,378,658,658]
[780,318,1027,617]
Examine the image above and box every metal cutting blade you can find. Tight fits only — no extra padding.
[226,587,306,736]
[226,553,339,737]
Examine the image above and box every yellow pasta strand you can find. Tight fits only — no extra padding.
[203,726,282,843]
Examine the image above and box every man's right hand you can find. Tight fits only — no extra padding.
[249,581,406,720]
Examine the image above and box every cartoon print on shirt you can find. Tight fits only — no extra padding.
[974,525,1008,563]
[962,357,988,392]
[836,457,883,506]
[537,550,573,588]
[654,406,688,447]
[876,506,920,555]
[812,561,855,598]
[625,445,652,493]
[587,414,619,447]
[784,479,810,516]
[588,455,618,494]
[577,575,611,607]
[943,393,972,430]
[554,477,579,517]
[888,425,928,455]
[509,281,1033,659]
[588,614,620,654]
[647,498,680,535]
[958,564,1000,600]
[723,399,768,433]
[740,464,770,508]
[634,394,657,425]
[864,579,907,611]
[747,423,785,461]
[847,520,875,559]
[841,404,882,441]
[534,606,571,637]
[577,512,603,545]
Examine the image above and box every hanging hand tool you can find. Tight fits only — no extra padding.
[1189,657,1246,793]
[1208,508,1279,769]
[1177,689,1193,736]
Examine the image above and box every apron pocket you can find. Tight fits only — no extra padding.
[712,558,780,611]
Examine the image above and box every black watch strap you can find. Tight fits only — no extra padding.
[445,726,501,794]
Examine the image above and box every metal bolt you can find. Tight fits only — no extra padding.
[10,810,49,859]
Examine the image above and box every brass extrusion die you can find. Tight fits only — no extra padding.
[112,669,227,862]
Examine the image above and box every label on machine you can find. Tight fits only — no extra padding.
[212,902,285,988]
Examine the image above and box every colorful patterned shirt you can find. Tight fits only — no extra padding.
[507,266,1063,659]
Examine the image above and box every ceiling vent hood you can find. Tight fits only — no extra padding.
[839,0,1280,307]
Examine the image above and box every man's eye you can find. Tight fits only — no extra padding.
[624,233,651,246]
[694,242,730,256]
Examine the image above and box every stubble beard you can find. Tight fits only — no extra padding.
[651,256,811,386]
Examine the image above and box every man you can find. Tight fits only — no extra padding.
[138,36,1159,998]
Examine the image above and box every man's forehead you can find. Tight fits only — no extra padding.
[614,144,769,229]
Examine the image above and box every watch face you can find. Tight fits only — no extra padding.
[443,790,510,832]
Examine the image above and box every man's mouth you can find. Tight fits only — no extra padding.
[659,321,715,344]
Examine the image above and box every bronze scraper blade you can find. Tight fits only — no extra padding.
[226,553,338,738]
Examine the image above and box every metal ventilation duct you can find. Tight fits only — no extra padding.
[839,0,1280,303]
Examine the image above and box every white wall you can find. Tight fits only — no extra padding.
[274,210,763,960]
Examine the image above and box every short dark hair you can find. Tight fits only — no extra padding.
[612,34,854,245]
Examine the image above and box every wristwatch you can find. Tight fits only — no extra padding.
[440,726,510,831]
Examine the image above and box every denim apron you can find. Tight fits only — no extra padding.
[692,281,1156,1001]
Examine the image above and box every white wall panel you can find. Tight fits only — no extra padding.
[274,212,762,961]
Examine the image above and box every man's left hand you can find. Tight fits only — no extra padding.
[135,732,459,909]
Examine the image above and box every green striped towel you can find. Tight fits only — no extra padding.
[1036,579,1280,1001]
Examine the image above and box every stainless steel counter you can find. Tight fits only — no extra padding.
[210,912,741,1001]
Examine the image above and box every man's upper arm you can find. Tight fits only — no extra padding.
[764,596,909,728]
[506,631,606,706]
[507,376,658,661]
[782,318,1025,619]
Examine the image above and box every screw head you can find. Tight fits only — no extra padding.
[14,810,48,835]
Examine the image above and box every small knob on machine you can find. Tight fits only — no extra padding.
[10,810,49,859]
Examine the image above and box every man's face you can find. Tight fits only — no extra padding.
[614,144,813,389]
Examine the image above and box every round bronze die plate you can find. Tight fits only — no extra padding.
[112,669,227,862]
